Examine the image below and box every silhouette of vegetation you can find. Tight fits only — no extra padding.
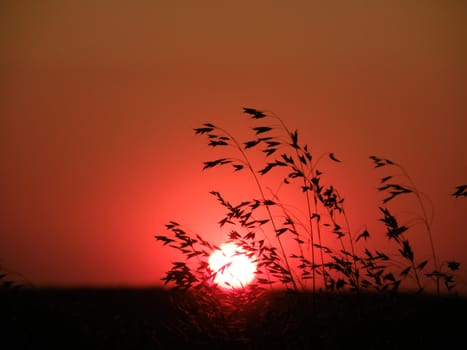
[0,264,26,290]
[157,107,461,295]
[155,107,464,342]
[452,184,467,197]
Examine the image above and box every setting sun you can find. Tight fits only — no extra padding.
[208,243,257,289]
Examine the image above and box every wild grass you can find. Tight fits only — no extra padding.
[0,265,30,290]
[155,107,465,341]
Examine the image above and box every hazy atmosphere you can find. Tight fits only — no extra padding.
[1,0,466,293]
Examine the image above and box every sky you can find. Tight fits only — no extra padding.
[0,0,466,293]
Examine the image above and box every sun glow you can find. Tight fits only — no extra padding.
[208,242,257,289]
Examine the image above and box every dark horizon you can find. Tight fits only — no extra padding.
[1,1,466,292]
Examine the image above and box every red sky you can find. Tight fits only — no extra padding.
[1,1,466,293]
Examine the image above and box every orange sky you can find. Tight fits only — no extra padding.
[0,1,466,293]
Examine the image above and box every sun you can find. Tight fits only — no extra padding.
[208,242,257,289]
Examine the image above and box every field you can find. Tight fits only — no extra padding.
[2,287,466,349]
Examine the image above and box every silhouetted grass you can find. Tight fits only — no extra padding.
[156,107,462,294]
[153,107,465,347]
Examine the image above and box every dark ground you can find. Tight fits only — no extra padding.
[1,287,466,349]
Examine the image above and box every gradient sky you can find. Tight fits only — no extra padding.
[1,0,466,292]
